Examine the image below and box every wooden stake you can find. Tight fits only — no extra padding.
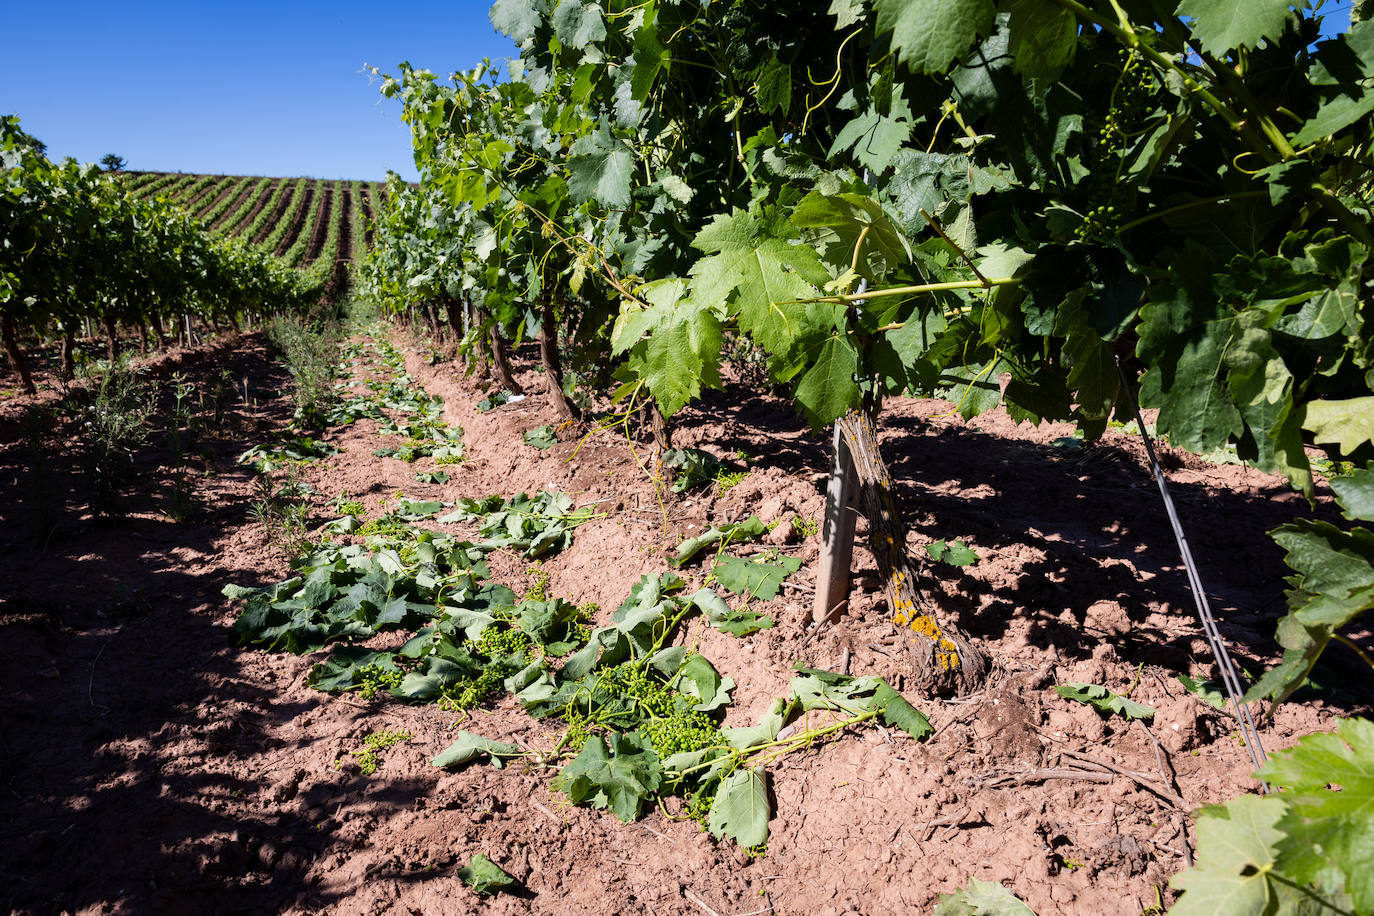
[813,422,858,626]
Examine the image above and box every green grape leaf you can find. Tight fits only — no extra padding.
[1247,520,1374,703]
[874,681,935,739]
[707,767,770,847]
[307,648,399,693]
[1169,794,1310,915]
[639,300,724,416]
[1055,682,1155,721]
[432,731,525,770]
[393,498,443,521]
[688,207,830,363]
[1330,467,1374,523]
[1175,0,1303,54]
[673,653,736,712]
[828,92,916,174]
[457,853,519,896]
[872,0,995,74]
[551,1,605,49]
[793,334,861,427]
[1305,397,1374,455]
[1178,674,1232,713]
[934,878,1038,915]
[552,732,663,823]
[630,19,670,101]
[925,539,980,566]
[523,425,557,450]
[567,126,633,209]
[792,191,910,281]
[711,553,802,600]
[1007,0,1077,82]
[489,0,545,44]
[693,585,776,637]
[829,0,866,28]
[673,516,769,566]
[756,55,792,114]
[1263,718,1374,911]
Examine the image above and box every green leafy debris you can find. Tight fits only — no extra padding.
[523,424,557,450]
[1054,682,1155,721]
[672,516,768,566]
[432,732,526,770]
[457,853,519,896]
[711,552,801,601]
[934,878,1038,915]
[925,539,980,566]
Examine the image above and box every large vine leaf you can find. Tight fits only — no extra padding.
[1175,0,1303,55]
[707,767,770,847]
[872,0,995,74]
[1169,794,1308,915]
[552,732,664,823]
[566,126,633,209]
[1264,718,1374,911]
[687,207,831,369]
[1246,520,1374,703]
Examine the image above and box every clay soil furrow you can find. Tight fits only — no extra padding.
[227,179,278,236]
[302,186,333,265]
[273,184,315,255]
[323,188,355,302]
[182,175,225,213]
[251,181,297,246]
[195,175,244,221]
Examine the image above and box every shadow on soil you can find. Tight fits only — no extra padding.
[0,334,427,912]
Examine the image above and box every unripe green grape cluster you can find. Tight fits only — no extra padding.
[475,624,531,658]
[357,663,403,699]
[641,710,719,760]
[1076,203,1121,241]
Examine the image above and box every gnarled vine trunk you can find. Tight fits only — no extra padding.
[835,410,987,697]
[539,295,579,421]
[489,325,522,394]
[2,314,36,394]
[102,316,118,362]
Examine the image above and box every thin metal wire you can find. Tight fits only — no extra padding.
[1115,358,1268,773]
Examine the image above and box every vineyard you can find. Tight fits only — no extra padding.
[120,170,381,299]
[3,0,1374,913]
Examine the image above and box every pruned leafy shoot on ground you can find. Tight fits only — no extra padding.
[223,342,931,849]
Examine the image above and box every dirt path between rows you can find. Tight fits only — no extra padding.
[1,326,1367,915]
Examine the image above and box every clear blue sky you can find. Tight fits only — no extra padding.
[6,2,516,181]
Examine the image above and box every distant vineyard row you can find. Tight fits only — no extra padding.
[118,171,384,299]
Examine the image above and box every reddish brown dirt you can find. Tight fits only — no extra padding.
[322,190,355,304]
[181,175,225,214]
[303,186,334,266]
[233,180,281,238]
[252,183,298,247]
[0,326,1368,915]
[273,186,316,255]
[211,178,266,233]
[196,176,246,221]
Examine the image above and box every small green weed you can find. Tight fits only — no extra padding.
[714,468,748,496]
[793,516,820,539]
[75,366,156,514]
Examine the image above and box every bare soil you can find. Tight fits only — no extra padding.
[252,184,297,247]
[0,327,1368,916]
[275,186,317,257]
